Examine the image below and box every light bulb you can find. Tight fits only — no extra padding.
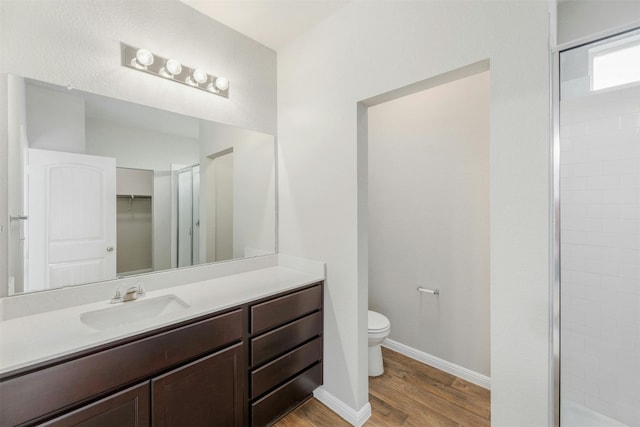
[132,48,154,69]
[166,59,182,75]
[192,69,208,84]
[160,59,182,78]
[208,77,229,93]
[214,77,229,91]
[187,69,208,86]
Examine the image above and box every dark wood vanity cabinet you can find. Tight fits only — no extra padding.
[249,284,324,426]
[0,282,323,427]
[39,345,245,427]
[0,309,243,427]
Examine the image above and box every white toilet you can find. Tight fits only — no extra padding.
[368,310,391,376]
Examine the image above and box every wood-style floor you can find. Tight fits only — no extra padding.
[273,347,490,427]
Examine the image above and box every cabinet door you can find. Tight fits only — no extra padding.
[41,382,149,427]
[152,343,244,427]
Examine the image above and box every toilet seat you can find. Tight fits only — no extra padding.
[368,310,390,333]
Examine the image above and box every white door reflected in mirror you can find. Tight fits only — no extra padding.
[27,149,116,291]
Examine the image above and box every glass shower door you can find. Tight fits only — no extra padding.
[177,165,201,268]
[559,29,640,427]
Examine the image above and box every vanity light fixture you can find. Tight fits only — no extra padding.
[121,43,229,98]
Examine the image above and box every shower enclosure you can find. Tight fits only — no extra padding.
[177,164,200,267]
[556,28,640,427]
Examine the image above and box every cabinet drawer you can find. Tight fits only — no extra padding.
[251,311,322,367]
[251,284,322,334]
[0,309,242,427]
[251,362,322,427]
[251,337,322,399]
[40,382,150,427]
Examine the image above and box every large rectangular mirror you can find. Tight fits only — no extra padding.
[5,74,276,296]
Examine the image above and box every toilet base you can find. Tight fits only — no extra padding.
[368,344,384,376]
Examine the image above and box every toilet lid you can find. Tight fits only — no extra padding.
[368,310,390,332]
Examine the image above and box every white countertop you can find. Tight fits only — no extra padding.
[0,258,324,376]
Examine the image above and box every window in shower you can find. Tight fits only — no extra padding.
[590,34,640,92]
[559,28,640,427]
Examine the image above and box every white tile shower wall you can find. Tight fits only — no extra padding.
[560,85,640,426]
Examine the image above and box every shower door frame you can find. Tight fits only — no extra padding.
[551,21,640,427]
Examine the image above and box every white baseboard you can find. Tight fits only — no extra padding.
[383,339,491,390]
[313,387,372,427]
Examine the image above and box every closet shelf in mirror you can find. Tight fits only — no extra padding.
[116,195,152,199]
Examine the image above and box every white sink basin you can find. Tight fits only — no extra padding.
[81,294,190,330]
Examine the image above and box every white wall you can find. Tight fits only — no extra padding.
[199,121,275,262]
[25,84,85,153]
[199,121,233,263]
[558,0,640,45]
[368,71,490,377]
[233,136,276,259]
[278,1,551,424]
[116,168,153,197]
[213,153,234,261]
[25,86,202,170]
[86,118,200,171]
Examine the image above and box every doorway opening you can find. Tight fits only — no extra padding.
[357,60,491,425]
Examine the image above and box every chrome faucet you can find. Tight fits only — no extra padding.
[111,283,145,304]
[123,287,139,302]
